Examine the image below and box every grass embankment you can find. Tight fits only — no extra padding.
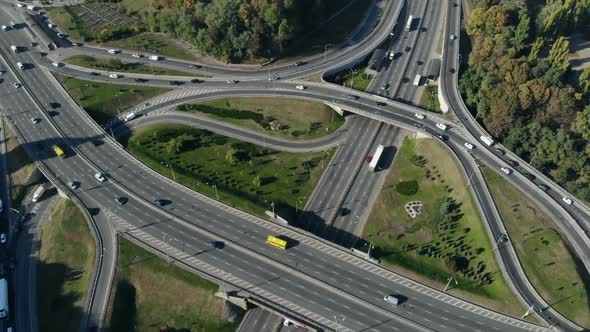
[325,64,373,91]
[56,75,170,124]
[178,97,345,140]
[37,199,96,332]
[364,138,526,317]
[124,124,332,220]
[46,6,95,42]
[483,167,590,327]
[64,55,197,77]
[103,33,197,61]
[419,85,442,113]
[4,123,35,209]
[109,238,240,332]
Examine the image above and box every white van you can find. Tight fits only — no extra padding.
[148,55,160,61]
[436,123,447,131]
[384,294,400,305]
[27,4,35,10]
[124,112,136,122]
[479,135,495,146]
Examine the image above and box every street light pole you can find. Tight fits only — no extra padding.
[324,44,332,63]
[444,276,458,292]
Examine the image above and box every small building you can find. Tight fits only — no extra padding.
[365,49,387,76]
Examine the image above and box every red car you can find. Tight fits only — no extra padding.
[448,68,456,74]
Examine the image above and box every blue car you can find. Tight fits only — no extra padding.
[154,199,165,206]
[211,241,224,249]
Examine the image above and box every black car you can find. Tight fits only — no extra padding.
[437,134,447,141]
[115,197,128,205]
[405,46,411,52]
[345,94,359,100]
[190,78,202,83]
[210,241,224,249]
[135,78,148,83]
[537,184,550,192]
[507,159,519,167]
[376,102,386,106]
[294,61,305,66]
[495,148,505,155]
[524,173,536,181]
[90,72,100,76]
[169,80,184,86]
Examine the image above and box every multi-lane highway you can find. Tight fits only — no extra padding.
[1,0,589,331]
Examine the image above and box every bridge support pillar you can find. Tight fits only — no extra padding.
[325,103,345,116]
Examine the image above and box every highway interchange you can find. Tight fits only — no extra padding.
[0,0,589,331]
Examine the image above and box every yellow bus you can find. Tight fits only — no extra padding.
[52,145,65,158]
[266,235,287,250]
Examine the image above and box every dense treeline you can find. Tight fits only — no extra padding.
[111,0,347,62]
[460,0,590,199]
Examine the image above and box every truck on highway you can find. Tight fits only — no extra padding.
[413,74,422,86]
[0,278,8,318]
[52,145,65,158]
[266,235,287,250]
[149,55,161,61]
[369,144,384,171]
[479,135,495,146]
[32,184,47,203]
[405,15,413,31]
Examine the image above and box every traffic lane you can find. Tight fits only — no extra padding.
[10,66,544,332]
[396,0,443,101]
[307,117,380,227]
[76,188,417,332]
[4,26,548,332]
[58,0,403,81]
[27,101,536,332]
[124,112,346,153]
[446,139,581,330]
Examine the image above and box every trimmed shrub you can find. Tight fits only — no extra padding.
[395,180,419,196]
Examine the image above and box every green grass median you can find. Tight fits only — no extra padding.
[37,199,96,332]
[109,238,240,332]
[56,75,170,124]
[124,124,332,221]
[483,167,590,327]
[364,138,528,318]
[178,97,344,140]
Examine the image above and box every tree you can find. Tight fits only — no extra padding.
[527,37,544,63]
[395,180,419,196]
[547,36,570,75]
[514,9,530,51]
[465,5,509,36]
[252,175,262,187]
[579,66,590,94]
[166,138,183,154]
[225,148,238,164]
[574,105,590,140]
[439,200,452,215]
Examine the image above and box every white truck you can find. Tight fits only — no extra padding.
[369,144,385,171]
[405,15,413,31]
[148,55,160,61]
[388,50,396,60]
[479,135,495,146]
[413,74,421,86]
[32,184,47,203]
[10,45,17,53]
